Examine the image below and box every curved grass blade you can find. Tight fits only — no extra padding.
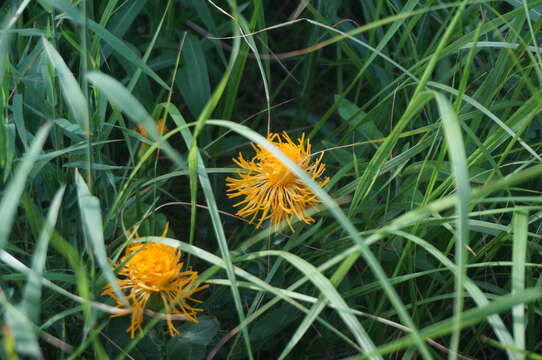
[41,0,169,89]
[349,0,468,215]
[42,38,89,132]
[0,122,52,251]
[428,82,542,162]
[392,230,518,359]
[2,295,42,358]
[168,105,254,358]
[434,92,470,359]
[346,288,542,360]
[22,186,66,322]
[143,237,376,355]
[86,71,184,168]
[205,119,430,358]
[75,170,127,306]
[0,0,34,88]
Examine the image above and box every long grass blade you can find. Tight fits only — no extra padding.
[512,210,528,359]
[0,122,52,251]
[434,93,471,359]
[21,186,66,322]
[75,170,127,306]
[205,119,429,358]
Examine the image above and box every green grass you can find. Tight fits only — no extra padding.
[2,0,542,359]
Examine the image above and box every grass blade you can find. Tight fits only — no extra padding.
[206,119,429,358]
[42,38,89,132]
[75,170,127,306]
[86,71,184,168]
[434,92,471,359]
[41,0,169,89]
[2,296,42,358]
[346,288,542,359]
[170,107,254,359]
[512,210,528,359]
[21,186,66,322]
[392,230,517,358]
[0,122,52,251]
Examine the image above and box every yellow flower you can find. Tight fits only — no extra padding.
[102,223,207,338]
[226,132,329,230]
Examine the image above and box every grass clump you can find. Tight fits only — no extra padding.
[1,0,542,359]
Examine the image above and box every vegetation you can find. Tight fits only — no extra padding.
[1,0,542,358]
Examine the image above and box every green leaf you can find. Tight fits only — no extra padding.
[42,37,89,132]
[176,34,211,118]
[40,0,169,89]
[0,122,52,251]
[75,170,127,306]
[3,301,41,358]
[352,288,542,359]
[22,186,66,322]
[2,123,16,181]
[392,230,517,356]
[86,71,184,168]
[434,92,470,357]
[169,105,253,357]
[512,210,528,359]
[87,20,169,90]
[335,95,383,142]
[167,316,219,360]
[55,118,85,138]
[101,0,149,59]
[505,0,542,20]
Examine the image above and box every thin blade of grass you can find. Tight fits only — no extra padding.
[346,288,542,360]
[391,230,517,357]
[143,237,375,355]
[205,119,429,358]
[512,210,528,359]
[21,186,66,322]
[0,122,52,251]
[41,0,169,89]
[169,105,254,359]
[434,92,471,359]
[42,38,89,132]
[2,296,42,358]
[86,71,185,168]
[75,170,127,306]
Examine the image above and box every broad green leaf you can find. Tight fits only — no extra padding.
[176,34,211,118]
[166,316,219,360]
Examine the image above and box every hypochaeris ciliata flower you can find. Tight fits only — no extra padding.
[136,119,169,155]
[226,132,329,230]
[102,223,207,338]
[137,119,169,140]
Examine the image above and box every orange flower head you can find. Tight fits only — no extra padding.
[226,132,329,230]
[102,223,207,338]
[137,119,169,140]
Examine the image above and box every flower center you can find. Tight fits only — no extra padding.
[126,244,181,290]
[261,143,306,185]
